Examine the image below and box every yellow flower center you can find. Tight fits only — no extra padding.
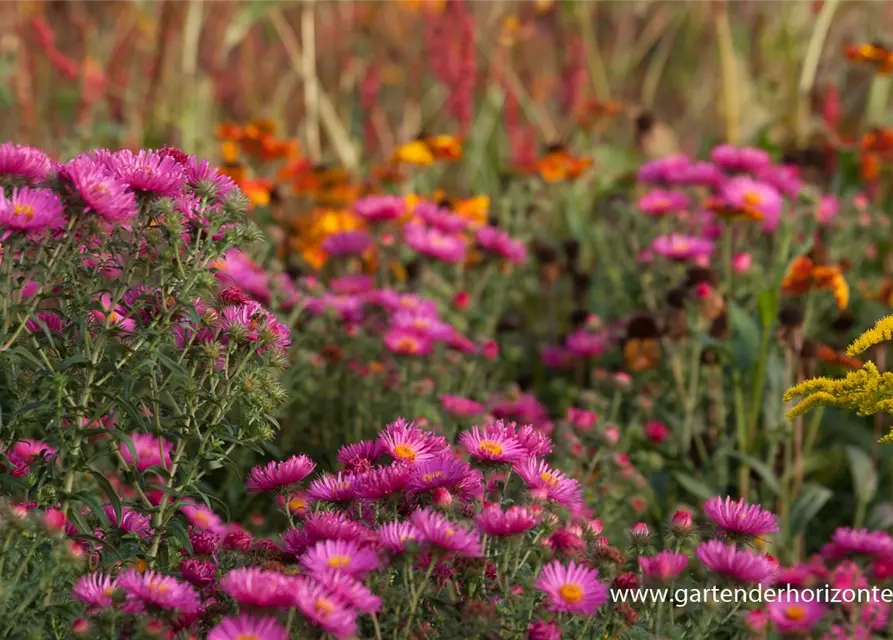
[147,580,170,595]
[393,444,417,462]
[327,555,351,569]
[103,586,116,597]
[395,337,419,353]
[235,635,260,640]
[315,597,335,616]
[13,204,35,220]
[540,471,558,487]
[478,440,504,456]
[422,471,443,483]
[559,583,584,604]
[288,496,306,512]
[335,481,351,492]
[193,511,210,526]
[785,605,806,621]
[444,527,456,537]
[743,192,762,207]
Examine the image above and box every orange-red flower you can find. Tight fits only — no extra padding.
[816,344,862,369]
[576,99,623,130]
[533,146,593,183]
[623,338,661,373]
[391,135,462,166]
[844,42,893,74]
[782,255,850,309]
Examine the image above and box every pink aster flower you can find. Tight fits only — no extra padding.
[377,419,446,465]
[534,560,608,616]
[219,567,295,608]
[815,195,839,225]
[459,424,527,464]
[246,454,316,492]
[696,540,776,584]
[208,615,289,640]
[302,512,373,544]
[212,249,272,304]
[104,504,153,539]
[0,187,65,233]
[0,143,52,183]
[313,569,382,613]
[307,472,358,503]
[183,156,237,201]
[11,438,56,462]
[180,558,217,587]
[72,572,117,611]
[61,156,138,224]
[390,311,455,342]
[119,433,173,472]
[513,457,583,512]
[440,394,485,417]
[411,509,482,556]
[719,176,784,232]
[564,328,608,358]
[370,290,439,316]
[638,189,690,216]
[528,620,562,640]
[404,224,466,263]
[378,521,419,553]
[822,527,893,559]
[567,408,598,431]
[337,440,384,472]
[650,234,714,262]
[637,154,693,184]
[405,456,473,496]
[26,311,65,335]
[300,539,381,578]
[181,501,226,533]
[515,425,553,457]
[476,225,527,264]
[754,163,802,197]
[383,326,434,357]
[322,231,373,256]
[353,194,405,222]
[415,201,468,233]
[704,496,779,538]
[354,465,412,500]
[477,505,539,537]
[767,591,826,634]
[329,274,374,295]
[290,577,357,640]
[116,569,200,614]
[111,149,186,196]
[639,551,689,582]
[710,144,772,173]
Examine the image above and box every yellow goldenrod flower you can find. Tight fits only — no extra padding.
[392,141,435,166]
[847,314,893,356]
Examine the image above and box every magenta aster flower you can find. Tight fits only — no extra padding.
[475,225,527,264]
[440,394,485,417]
[815,195,839,225]
[377,419,446,465]
[312,569,382,613]
[459,425,527,464]
[696,540,776,584]
[72,572,117,611]
[104,504,153,539]
[822,527,893,559]
[754,163,802,197]
[767,591,826,634]
[704,496,779,538]
[383,326,434,357]
[565,328,608,358]
[710,144,772,173]
[208,614,289,640]
[322,231,373,256]
[212,249,272,304]
[390,311,455,341]
[307,472,358,503]
[353,194,405,222]
[639,551,689,582]
[513,457,583,512]
[718,176,783,232]
[116,569,201,614]
[302,512,374,545]
[404,224,467,263]
[26,311,65,335]
[410,509,482,557]
[300,539,380,578]
[415,201,468,233]
[290,577,356,640]
[637,154,691,184]
[528,620,562,640]
[119,433,173,472]
[337,440,384,472]
[11,438,56,462]
[0,143,52,183]
[650,234,714,262]
[183,156,236,200]
[534,560,608,616]
[180,557,217,587]
[405,456,473,495]
[354,465,412,501]
[638,189,690,216]
[180,501,226,533]
[677,161,724,187]
[329,274,374,295]
[0,187,65,233]
[516,425,553,457]
[111,149,186,196]
[369,290,439,316]
[219,567,295,608]
[477,505,539,537]
[246,454,316,492]
[61,157,138,224]
[378,521,419,553]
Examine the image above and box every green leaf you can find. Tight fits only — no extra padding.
[846,445,878,505]
[673,472,715,502]
[166,517,193,555]
[790,484,832,532]
[729,452,780,496]
[89,469,122,527]
[727,302,760,369]
[67,490,110,529]
[757,288,779,330]
[869,503,893,530]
